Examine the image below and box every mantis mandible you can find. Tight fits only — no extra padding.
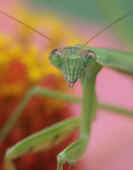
[0,7,133,170]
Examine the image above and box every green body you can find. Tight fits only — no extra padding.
[1,44,133,170]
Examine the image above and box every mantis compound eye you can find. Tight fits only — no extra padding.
[87,50,96,59]
[79,49,96,68]
[80,49,96,59]
[50,49,63,68]
[51,49,62,56]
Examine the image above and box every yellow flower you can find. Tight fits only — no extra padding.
[0,2,82,96]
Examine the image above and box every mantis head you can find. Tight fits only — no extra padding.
[50,45,96,87]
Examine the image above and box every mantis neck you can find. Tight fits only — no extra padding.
[80,64,102,137]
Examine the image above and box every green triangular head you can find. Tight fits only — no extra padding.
[50,45,96,87]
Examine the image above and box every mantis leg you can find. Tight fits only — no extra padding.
[0,86,81,144]
[57,65,101,170]
[1,79,132,145]
[4,117,80,170]
[98,103,133,117]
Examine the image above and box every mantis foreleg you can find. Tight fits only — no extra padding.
[0,86,80,144]
[57,65,102,170]
[4,117,80,170]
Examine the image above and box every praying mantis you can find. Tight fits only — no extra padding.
[0,7,133,170]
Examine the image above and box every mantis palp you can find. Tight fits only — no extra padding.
[0,7,133,170]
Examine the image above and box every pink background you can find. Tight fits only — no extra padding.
[1,0,133,170]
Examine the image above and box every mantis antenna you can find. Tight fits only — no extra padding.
[85,9,133,45]
[0,8,133,44]
[0,9,52,41]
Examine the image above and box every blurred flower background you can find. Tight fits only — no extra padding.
[0,0,81,170]
[0,0,133,170]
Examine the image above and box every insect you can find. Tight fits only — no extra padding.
[0,7,133,170]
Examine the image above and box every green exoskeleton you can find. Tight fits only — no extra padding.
[0,8,133,170]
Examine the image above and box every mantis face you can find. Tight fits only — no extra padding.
[50,45,96,87]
